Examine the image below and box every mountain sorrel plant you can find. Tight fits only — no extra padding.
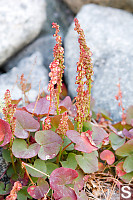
[0,18,133,200]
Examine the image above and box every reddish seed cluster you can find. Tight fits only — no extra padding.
[74,18,94,132]
[45,22,65,129]
[2,89,16,134]
[115,82,126,125]
[56,112,69,136]
[6,181,22,200]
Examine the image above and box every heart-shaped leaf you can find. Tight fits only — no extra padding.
[75,152,98,173]
[115,139,133,156]
[26,159,47,178]
[14,110,40,139]
[0,119,12,147]
[126,105,133,125]
[66,130,98,153]
[25,97,55,117]
[12,139,40,158]
[109,132,125,150]
[27,178,49,199]
[35,130,62,160]
[49,167,78,200]
[123,155,133,173]
[100,150,115,165]
[116,162,126,177]
[61,153,77,170]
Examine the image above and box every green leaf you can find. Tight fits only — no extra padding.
[26,159,47,178]
[45,162,58,175]
[115,139,133,156]
[60,153,77,169]
[2,149,16,162]
[0,182,11,195]
[17,186,32,200]
[126,105,133,125]
[121,171,133,183]
[109,132,125,150]
[12,138,40,159]
[123,155,133,173]
[75,151,98,173]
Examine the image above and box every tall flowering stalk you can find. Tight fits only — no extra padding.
[48,22,65,115]
[45,23,65,129]
[74,18,94,133]
[2,89,17,172]
[2,89,16,135]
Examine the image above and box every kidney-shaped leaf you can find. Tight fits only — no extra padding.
[0,119,12,147]
[35,130,62,160]
[12,139,40,158]
[75,152,98,173]
[25,97,55,117]
[49,167,78,200]
[115,139,133,156]
[66,130,98,153]
[27,178,49,199]
[100,150,115,165]
[14,110,40,139]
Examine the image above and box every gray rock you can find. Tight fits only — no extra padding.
[63,0,133,13]
[0,52,49,103]
[64,4,133,121]
[0,0,46,66]
[43,0,74,36]
[4,35,56,72]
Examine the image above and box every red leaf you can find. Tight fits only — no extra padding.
[116,162,126,177]
[66,130,98,153]
[14,110,40,139]
[27,178,49,199]
[100,150,115,165]
[25,97,56,117]
[49,167,78,200]
[0,119,12,147]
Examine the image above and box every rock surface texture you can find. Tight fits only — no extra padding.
[0,52,49,102]
[0,0,46,66]
[64,4,133,121]
[63,0,133,13]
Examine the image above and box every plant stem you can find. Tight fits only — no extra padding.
[88,79,92,120]
[61,142,73,153]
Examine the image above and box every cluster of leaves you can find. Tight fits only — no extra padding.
[0,19,133,200]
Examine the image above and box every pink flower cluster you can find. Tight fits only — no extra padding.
[56,112,69,136]
[6,181,22,200]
